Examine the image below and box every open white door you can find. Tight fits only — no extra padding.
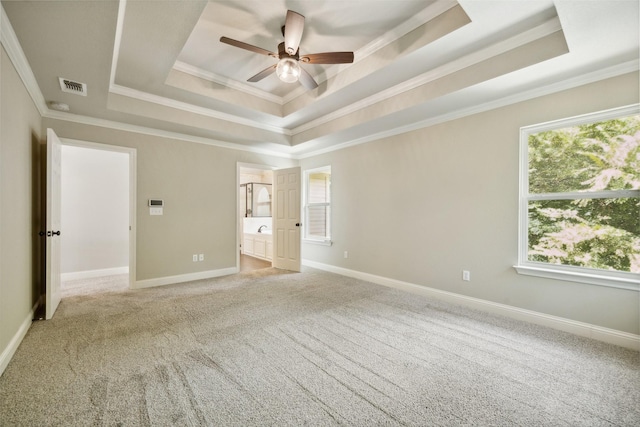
[273,167,301,271]
[45,128,62,319]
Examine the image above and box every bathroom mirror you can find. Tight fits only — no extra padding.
[242,183,272,217]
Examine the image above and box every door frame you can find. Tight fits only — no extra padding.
[60,138,137,289]
[236,162,275,271]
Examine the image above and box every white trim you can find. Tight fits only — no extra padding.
[61,267,129,282]
[2,0,638,161]
[276,0,462,105]
[349,0,459,66]
[302,260,640,351]
[517,103,640,290]
[237,162,276,273]
[521,103,640,134]
[45,109,294,159]
[514,264,639,291]
[291,17,562,136]
[0,4,47,115]
[133,267,238,289]
[0,301,37,377]
[108,0,127,88]
[173,61,284,105]
[294,60,640,159]
[109,84,291,136]
[173,0,458,107]
[303,166,332,242]
[528,189,640,201]
[61,137,137,155]
[59,138,137,290]
[302,239,333,246]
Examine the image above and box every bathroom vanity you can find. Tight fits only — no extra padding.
[240,182,273,261]
[242,231,272,261]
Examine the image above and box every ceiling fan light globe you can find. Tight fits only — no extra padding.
[276,58,300,83]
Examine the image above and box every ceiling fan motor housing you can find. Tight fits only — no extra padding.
[278,42,299,61]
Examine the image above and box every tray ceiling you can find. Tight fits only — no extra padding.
[1,0,638,158]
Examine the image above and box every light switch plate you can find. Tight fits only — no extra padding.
[150,207,163,215]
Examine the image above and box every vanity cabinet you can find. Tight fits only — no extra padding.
[266,240,273,260]
[243,237,254,255]
[242,233,272,261]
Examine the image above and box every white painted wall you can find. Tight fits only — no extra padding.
[61,145,129,275]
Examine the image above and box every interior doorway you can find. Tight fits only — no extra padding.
[59,139,136,296]
[238,164,273,272]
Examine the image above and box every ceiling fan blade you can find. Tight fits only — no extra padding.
[300,52,354,64]
[284,10,304,55]
[299,66,318,90]
[247,64,277,82]
[220,37,276,57]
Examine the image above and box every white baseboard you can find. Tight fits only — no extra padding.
[0,301,38,377]
[61,266,129,281]
[302,260,640,351]
[133,267,238,289]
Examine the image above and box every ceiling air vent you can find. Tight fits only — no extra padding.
[58,77,87,96]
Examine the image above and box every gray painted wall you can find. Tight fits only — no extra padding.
[0,46,43,359]
[1,42,638,378]
[300,72,639,334]
[41,119,297,281]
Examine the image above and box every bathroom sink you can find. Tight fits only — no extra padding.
[258,230,272,235]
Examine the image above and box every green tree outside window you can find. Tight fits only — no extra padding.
[527,114,640,273]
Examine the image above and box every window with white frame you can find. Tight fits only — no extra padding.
[304,166,331,243]
[516,105,639,290]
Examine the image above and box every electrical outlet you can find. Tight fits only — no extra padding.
[462,270,471,281]
[192,254,198,262]
[344,251,348,258]
[199,254,204,261]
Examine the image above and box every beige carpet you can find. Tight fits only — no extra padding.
[1,267,638,426]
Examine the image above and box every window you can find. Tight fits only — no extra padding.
[516,105,639,290]
[303,166,331,244]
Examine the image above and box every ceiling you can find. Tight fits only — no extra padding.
[1,0,638,158]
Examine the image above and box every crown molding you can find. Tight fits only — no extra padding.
[3,0,637,162]
[0,3,48,116]
[45,59,640,161]
[173,0,460,107]
[354,0,460,64]
[43,108,295,159]
[173,61,284,105]
[281,0,462,105]
[109,83,291,136]
[291,15,563,136]
[1,4,292,159]
[109,0,127,88]
[294,59,639,159]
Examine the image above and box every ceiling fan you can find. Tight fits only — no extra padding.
[220,10,354,90]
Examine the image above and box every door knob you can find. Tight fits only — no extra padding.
[52,231,61,236]
[295,223,301,227]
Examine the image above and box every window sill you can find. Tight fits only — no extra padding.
[514,264,639,291]
[303,238,332,246]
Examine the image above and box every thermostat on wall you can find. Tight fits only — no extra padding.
[149,199,164,215]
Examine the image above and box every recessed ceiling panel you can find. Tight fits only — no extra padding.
[177,0,432,97]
